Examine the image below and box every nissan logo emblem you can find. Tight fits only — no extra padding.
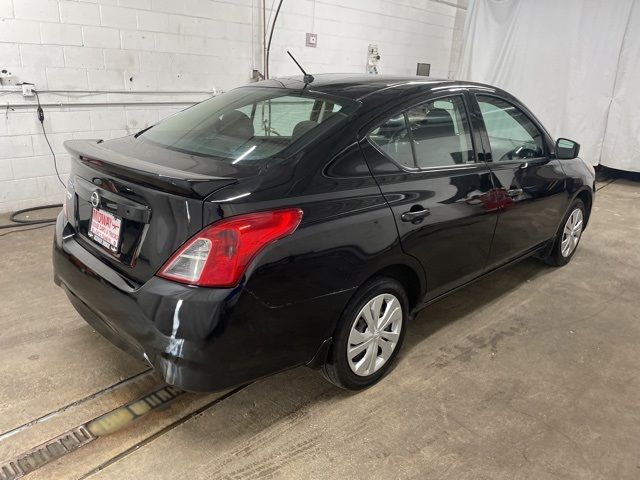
[90,191,100,208]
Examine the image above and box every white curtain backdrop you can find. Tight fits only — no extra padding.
[458,0,640,172]
[601,1,640,171]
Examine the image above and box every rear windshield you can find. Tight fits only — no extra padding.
[140,87,353,163]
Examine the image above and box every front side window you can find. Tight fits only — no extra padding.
[368,95,475,170]
[141,87,349,163]
[477,95,544,162]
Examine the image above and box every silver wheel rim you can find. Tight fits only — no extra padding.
[347,293,403,377]
[561,208,583,257]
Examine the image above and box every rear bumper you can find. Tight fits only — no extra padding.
[53,214,353,392]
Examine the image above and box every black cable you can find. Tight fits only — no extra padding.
[0,205,62,229]
[34,90,66,188]
[265,0,284,79]
[0,90,63,230]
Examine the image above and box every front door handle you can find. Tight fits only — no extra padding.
[507,188,523,197]
[401,208,431,223]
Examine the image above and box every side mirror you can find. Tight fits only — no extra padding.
[555,138,580,159]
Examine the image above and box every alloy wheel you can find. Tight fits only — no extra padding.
[347,293,403,376]
[561,208,583,257]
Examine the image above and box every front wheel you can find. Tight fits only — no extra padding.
[541,198,585,267]
[322,277,408,390]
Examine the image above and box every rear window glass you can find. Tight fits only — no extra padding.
[140,87,351,163]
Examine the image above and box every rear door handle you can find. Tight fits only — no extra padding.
[507,188,523,197]
[401,208,431,223]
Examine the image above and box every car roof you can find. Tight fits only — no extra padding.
[247,74,497,101]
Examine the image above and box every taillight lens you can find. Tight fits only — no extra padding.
[157,208,303,287]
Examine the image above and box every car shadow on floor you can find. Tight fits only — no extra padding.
[203,256,556,404]
[401,257,554,356]
[210,257,557,414]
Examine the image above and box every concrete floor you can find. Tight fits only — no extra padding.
[0,178,639,479]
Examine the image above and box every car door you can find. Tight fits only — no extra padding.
[360,93,499,301]
[470,93,568,269]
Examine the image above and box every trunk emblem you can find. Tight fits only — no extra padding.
[91,191,100,208]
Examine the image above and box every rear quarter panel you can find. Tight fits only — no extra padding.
[202,136,424,338]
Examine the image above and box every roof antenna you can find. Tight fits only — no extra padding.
[287,51,314,85]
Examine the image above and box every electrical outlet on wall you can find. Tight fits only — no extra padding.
[367,45,380,74]
[306,33,317,48]
[21,83,35,97]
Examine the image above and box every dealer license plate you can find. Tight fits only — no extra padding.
[88,208,122,253]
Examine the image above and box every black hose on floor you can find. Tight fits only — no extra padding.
[0,204,62,230]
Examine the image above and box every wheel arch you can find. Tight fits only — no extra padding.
[370,263,424,312]
[574,188,593,229]
[306,261,424,369]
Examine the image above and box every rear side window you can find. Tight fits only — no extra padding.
[477,95,544,161]
[368,115,414,169]
[368,95,475,170]
[141,87,349,163]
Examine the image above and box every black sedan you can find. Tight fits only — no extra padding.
[53,74,595,392]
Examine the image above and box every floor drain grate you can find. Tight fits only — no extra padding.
[0,385,184,479]
[0,426,95,480]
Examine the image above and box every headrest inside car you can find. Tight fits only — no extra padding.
[213,110,255,141]
[292,120,318,141]
[412,108,455,140]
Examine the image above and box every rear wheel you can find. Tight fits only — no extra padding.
[541,198,585,266]
[322,277,408,390]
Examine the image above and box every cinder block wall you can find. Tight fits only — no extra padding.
[0,0,465,213]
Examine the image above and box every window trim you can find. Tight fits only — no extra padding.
[403,111,418,169]
[473,93,549,163]
[365,93,480,173]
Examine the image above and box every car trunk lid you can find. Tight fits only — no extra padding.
[65,138,242,198]
[64,137,243,285]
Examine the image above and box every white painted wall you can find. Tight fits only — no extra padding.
[0,0,466,213]
[267,0,465,79]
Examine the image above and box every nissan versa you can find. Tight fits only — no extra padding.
[53,74,595,392]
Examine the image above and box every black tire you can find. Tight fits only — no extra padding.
[322,277,409,390]
[541,198,586,267]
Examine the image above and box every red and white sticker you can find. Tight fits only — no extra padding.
[89,208,122,252]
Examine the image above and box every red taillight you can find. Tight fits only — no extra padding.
[157,208,303,287]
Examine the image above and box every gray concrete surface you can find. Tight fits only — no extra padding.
[0,179,638,479]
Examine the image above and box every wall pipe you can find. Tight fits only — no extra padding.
[4,101,201,109]
[0,88,214,95]
[265,0,284,79]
